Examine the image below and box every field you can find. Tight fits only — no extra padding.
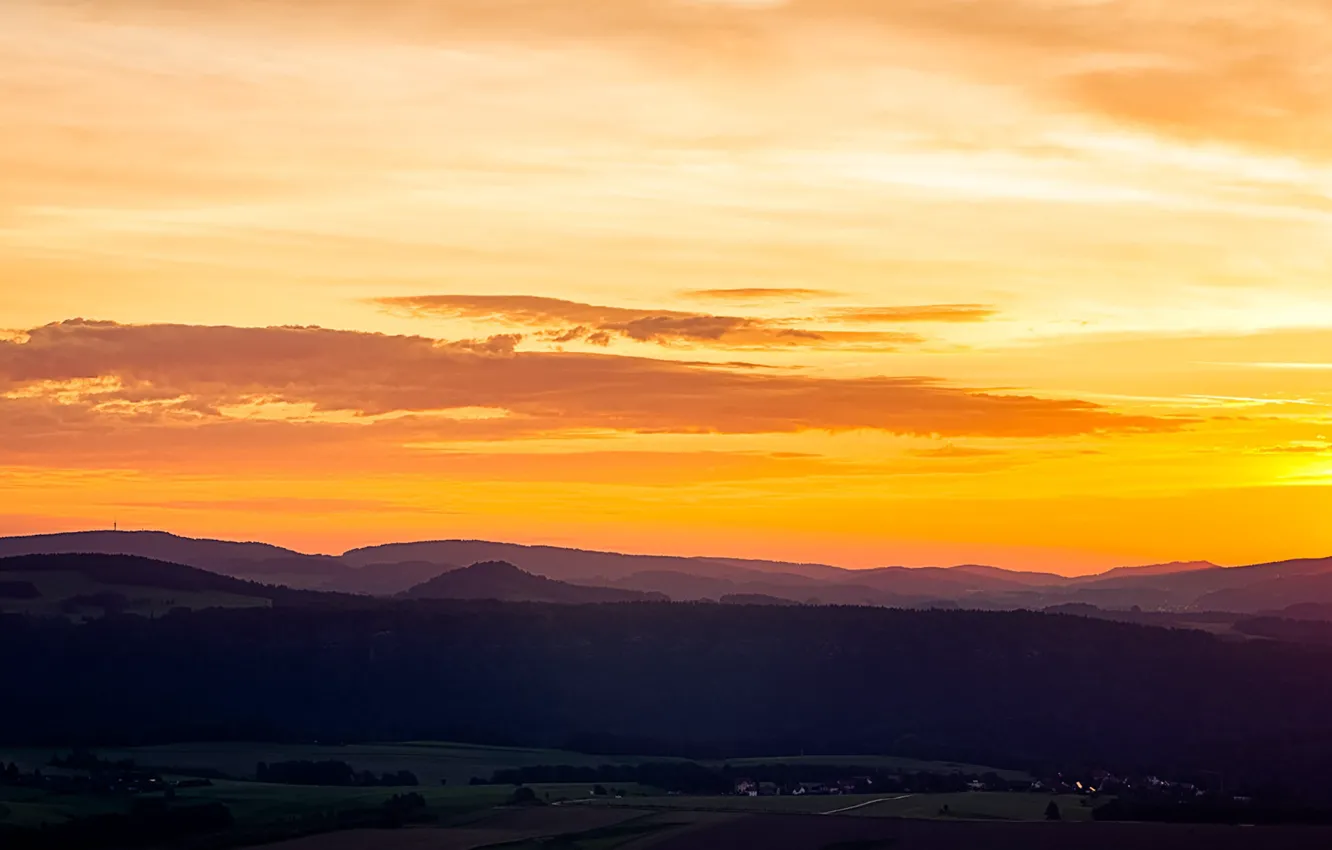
[192,803,1332,850]
[0,570,269,617]
[263,807,684,850]
[0,741,1080,848]
[596,791,1101,821]
[0,741,660,787]
[0,740,1020,787]
[721,754,1032,782]
[0,785,127,828]
[641,814,1332,850]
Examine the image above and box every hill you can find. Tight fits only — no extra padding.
[345,539,851,583]
[0,553,283,617]
[1056,557,1332,611]
[8,530,1332,614]
[7,602,1332,796]
[0,532,459,596]
[400,561,667,603]
[0,531,352,592]
[1075,561,1218,582]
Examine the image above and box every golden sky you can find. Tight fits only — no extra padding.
[2,0,1331,572]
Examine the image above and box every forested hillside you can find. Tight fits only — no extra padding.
[4,602,1332,798]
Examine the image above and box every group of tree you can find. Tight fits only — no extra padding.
[256,760,418,787]
[379,792,430,827]
[49,749,136,772]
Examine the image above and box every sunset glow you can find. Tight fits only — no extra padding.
[3,0,1331,572]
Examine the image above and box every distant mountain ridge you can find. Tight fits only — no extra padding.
[3,529,1331,614]
[0,531,447,596]
[1076,560,1218,582]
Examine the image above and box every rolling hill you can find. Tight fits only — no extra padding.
[6,530,1332,614]
[400,561,668,603]
[0,531,351,591]
[0,552,282,617]
[345,539,851,583]
[0,532,450,596]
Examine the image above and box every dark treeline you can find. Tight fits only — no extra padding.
[6,603,1332,799]
[256,760,418,787]
[49,749,137,772]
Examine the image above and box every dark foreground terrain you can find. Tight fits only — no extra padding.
[639,813,1332,850]
[6,593,1332,796]
[9,551,1332,846]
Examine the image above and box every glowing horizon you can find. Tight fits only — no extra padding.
[3,0,1331,575]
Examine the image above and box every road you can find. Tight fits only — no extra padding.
[821,794,915,815]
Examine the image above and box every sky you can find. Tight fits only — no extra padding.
[2,0,1331,573]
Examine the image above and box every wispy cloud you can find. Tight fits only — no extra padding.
[374,294,924,350]
[682,288,840,301]
[822,305,998,324]
[909,445,1006,459]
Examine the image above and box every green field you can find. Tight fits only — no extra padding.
[0,740,1057,848]
[0,741,673,787]
[169,779,657,826]
[0,741,1025,788]
[0,570,270,618]
[0,785,128,828]
[0,779,660,842]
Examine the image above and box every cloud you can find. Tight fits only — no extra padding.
[1258,443,1331,455]
[682,288,840,301]
[1066,58,1332,159]
[0,321,1183,456]
[380,295,653,327]
[823,305,998,324]
[375,294,922,350]
[909,445,1006,459]
[20,0,1332,164]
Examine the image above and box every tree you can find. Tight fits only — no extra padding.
[508,786,540,806]
[380,792,427,828]
[1046,801,1062,821]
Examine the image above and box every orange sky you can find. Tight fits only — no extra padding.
[2,0,1331,573]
